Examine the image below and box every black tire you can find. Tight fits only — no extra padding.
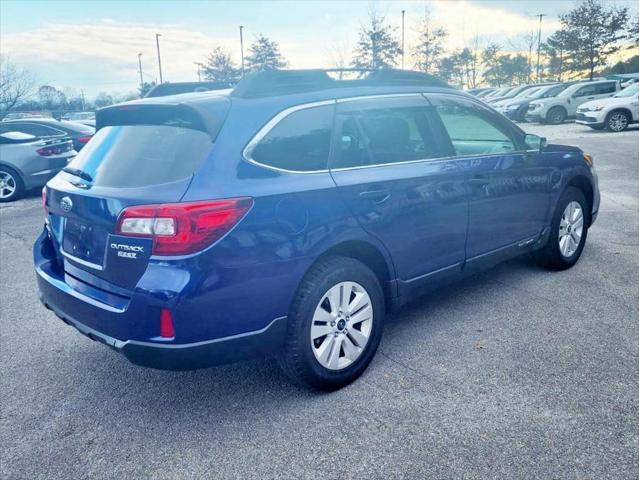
[278,256,385,390]
[534,187,589,270]
[546,106,567,125]
[605,110,630,132]
[0,166,25,203]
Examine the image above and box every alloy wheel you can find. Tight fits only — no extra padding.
[310,281,373,370]
[558,201,584,258]
[608,113,628,132]
[0,171,17,200]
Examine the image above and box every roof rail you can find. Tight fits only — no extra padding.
[230,69,451,98]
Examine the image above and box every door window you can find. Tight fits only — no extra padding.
[434,100,516,156]
[334,106,439,168]
[595,82,616,95]
[249,104,333,172]
[574,85,597,97]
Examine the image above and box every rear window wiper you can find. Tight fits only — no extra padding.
[62,167,93,183]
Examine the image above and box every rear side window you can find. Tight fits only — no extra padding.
[4,123,64,137]
[249,105,333,172]
[64,125,212,188]
[434,100,516,156]
[334,106,439,169]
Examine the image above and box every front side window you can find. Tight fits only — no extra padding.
[334,106,439,169]
[434,100,516,156]
[250,104,333,172]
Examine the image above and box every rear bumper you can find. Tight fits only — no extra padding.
[39,294,286,370]
[34,227,288,370]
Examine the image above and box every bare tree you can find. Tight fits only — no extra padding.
[0,57,35,119]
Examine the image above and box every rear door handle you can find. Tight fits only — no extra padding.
[359,189,391,203]
[468,177,489,187]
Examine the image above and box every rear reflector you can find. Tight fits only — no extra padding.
[42,186,47,211]
[160,309,175,338]
[77,136,92,143]
[115,197,253,255]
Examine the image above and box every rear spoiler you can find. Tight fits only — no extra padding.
[96,100,230,140]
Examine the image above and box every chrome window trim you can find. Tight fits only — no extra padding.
[330,150,528,172]
[242,91,528,175]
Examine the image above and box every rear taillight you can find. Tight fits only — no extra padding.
[37,142,73,157]
[115,198,253,255]
[77,136,92,144]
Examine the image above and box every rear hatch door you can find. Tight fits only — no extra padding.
[45,100,229,289]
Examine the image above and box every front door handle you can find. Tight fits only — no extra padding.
[359,189,391,203]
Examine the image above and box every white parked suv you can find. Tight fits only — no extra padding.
[525,79,620,124]
[575,83,639,132]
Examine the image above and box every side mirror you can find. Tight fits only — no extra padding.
[525,133,546,152]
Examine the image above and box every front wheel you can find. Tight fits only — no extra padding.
[278,256,384,390]
[546,107,567,125]
[534,187,589,270]
[605,110,630,132]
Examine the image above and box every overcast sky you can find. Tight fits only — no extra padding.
[1,0,637,98]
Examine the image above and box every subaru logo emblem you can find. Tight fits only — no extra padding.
[60,196,73,213]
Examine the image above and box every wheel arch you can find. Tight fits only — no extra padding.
[606,107,633,123]
[565,175,594,225]
[312,239,397,310]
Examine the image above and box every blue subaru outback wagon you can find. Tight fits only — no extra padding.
[34,70,599,390]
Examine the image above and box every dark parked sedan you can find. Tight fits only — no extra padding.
[0,119,94,151]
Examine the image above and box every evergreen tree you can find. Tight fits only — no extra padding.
[412,10,447,75]
[559,0,629,79]
[202,47,240,82]
[352,12,402,69]
[245,35,288,72]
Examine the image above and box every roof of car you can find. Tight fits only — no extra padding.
[106,69,463,114]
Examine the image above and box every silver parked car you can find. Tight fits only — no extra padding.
[0,131,76,202]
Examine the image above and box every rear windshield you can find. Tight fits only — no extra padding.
[64,125,212,188]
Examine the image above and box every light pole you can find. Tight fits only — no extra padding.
[155,33,163,84]
[194,62,203,82]
[239,25,245,76]
[137,53,144,93]
[536,14,546,82]
[401,10,405,69]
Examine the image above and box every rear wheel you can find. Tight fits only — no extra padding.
[605,110,630,132]
[534,187,589,270]
[0,167,24,202]
[278,256,384,390]
[546,107,567,125]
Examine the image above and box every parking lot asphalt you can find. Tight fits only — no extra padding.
[1,122,638,479]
